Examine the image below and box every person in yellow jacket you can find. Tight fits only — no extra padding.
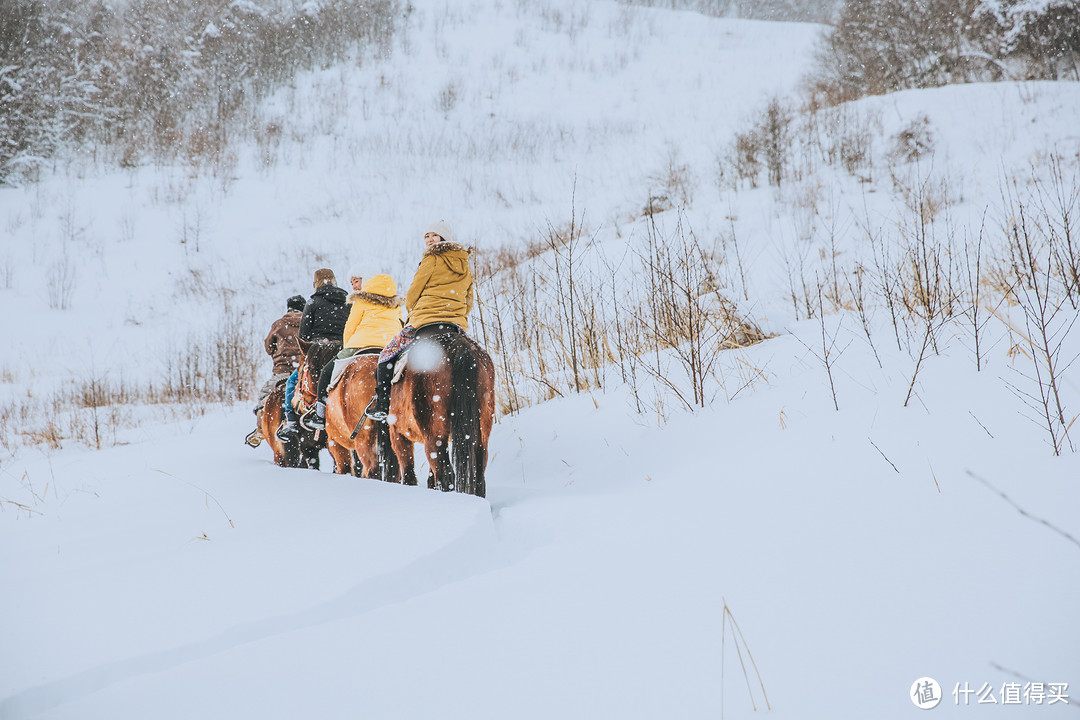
[365,219,474,422]
[306,273,403,430]
[342,273,405,349]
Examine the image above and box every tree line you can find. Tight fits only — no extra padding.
[0,0,398,184]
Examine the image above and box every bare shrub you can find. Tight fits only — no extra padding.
[731,130,763,189]
[999,201,1078,455]
[162,300,261,404]
[1030,154,1080,306]
[761,98,793,189]
[0,255,13,289]
[647,149,694,211]
[824,105,877,179]
[473,200,766,419]
[724,97,794,189]
[437,81,459,117]
[46,256,77,310]
[890,115,935,164]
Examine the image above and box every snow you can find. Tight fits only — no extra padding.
[1,0,1079,718]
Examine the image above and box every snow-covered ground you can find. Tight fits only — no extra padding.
[1,0,1078,718]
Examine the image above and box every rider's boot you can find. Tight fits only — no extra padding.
[303,401,327,431]
[276,420,298,441]
[277,397,300,441]
[364,361,393,422]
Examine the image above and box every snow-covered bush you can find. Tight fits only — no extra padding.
[618,0,840,23]
[812,0,1079,102]
[974,0,1080,80]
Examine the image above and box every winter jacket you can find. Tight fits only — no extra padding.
[405,241,474,331]
[343,274,405,350]
[265,310,304,374]
[299,284,350,343]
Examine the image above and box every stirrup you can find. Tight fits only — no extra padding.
[300,406,325,431]
[244,428,263,448]
[363,397,388,423]
[276,420,298,441]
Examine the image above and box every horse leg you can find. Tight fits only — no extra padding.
[357,446,382,480]
[300,431,322,470]
[430,437,454,492]
[282,433,301,468]
[327,440,351,474]
[351,449,363,478]
[388,431,415,485]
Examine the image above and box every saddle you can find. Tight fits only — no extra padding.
[392,323,463,384]
[414,322,462,339]
[327,347,380,391]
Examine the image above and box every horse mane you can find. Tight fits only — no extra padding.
[304,337,342,376]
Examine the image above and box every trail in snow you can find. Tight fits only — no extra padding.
[0,506,510,720]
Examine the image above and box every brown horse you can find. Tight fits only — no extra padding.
[256,380,322,469]
[324,349,388,477]
[382,325,496,497]
[257,381,291,467]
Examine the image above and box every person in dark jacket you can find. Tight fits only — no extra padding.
[278,269,350,440]
[299,268,351,342]
[305,273,404,430]
[246,294,306,447]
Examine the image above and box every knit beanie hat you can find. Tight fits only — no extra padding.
[287,294,306,312]
[313,268,336,288]
[425,219,452,243]
[347,265,365,282]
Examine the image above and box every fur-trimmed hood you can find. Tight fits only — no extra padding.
[422,241,471,258]
[350,291,403,308]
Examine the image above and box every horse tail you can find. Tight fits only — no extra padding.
[449,336,482,497]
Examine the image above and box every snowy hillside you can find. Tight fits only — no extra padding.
[2,0,1079,718]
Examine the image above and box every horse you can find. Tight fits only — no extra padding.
[255,380,320,468]
[323,349,390,477]
[257,381,293,467]
[293,337,342,470]
[382,324,496,498]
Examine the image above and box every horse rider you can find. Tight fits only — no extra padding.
[347,266,364,294]
[245,294,305,447]
[304,273,404,430]
[277,268,351,440]
[365,219,474,423]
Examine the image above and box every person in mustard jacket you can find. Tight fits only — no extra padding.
[306,273,404,430]
[365,219,474,422]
